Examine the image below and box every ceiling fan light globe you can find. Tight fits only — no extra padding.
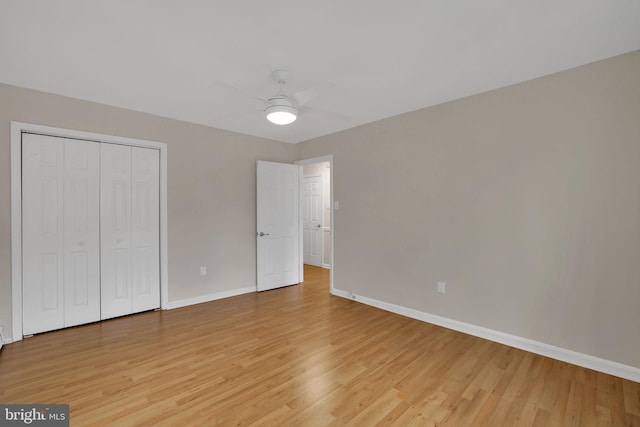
[265,104,297,125]
[267,111,297,125]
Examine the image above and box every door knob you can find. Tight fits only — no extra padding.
[316,224,322,228]
[78,241,86,246]
[259,232,270,237]
[116,238,123,243]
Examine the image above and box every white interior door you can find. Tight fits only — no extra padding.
[256,161,301,291]
[22,135,101,335]
[131,147,160,312]
[303,175,323,266]
[22,134,65,335]
[101,143,133,319]
[63,139,100,328]
[101,144,160,319]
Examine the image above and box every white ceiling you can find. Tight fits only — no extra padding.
[2,1,639,143]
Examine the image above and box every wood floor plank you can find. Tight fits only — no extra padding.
[1,265,638,426]
[624,379,640,416]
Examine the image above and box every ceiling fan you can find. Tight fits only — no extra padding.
[215,70,350,125]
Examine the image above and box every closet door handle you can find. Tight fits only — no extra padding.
[78,241,86,246]
[116,238,123,243]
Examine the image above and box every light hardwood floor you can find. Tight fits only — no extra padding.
[1,265,639,426]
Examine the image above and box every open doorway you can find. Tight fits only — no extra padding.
[302,161,330,269]
[295,155,333,294]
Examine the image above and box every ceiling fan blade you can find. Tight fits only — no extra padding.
[302,105,351,122]
[215,109,263,121]
[214,81,267,103]
[291,81,335,106]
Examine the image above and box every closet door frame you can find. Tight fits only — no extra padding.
[10,121,169,343]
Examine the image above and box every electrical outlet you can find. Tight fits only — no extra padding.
[200,266,207,276]
[437,281,446,294]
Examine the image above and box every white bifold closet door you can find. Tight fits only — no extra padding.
[22,134,101,335]
[22,134,160,335]
[100,143,160,320]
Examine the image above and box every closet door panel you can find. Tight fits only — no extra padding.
[131,147,161,312]
[63,139,100,327]
[22,134,65,335]
[101,143,133,319]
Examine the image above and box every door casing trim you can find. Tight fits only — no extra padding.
[10,121,169,342]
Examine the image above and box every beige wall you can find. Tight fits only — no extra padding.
[0,83,297,338]
[298,50,640,368]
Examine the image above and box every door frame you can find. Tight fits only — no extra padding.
[10,121,169,342]
[294,155,334,295]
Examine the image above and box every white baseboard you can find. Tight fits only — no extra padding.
[332,289,640,383]
[0,326,7,349]
[0,288,256,345]
[165,286,256,310]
